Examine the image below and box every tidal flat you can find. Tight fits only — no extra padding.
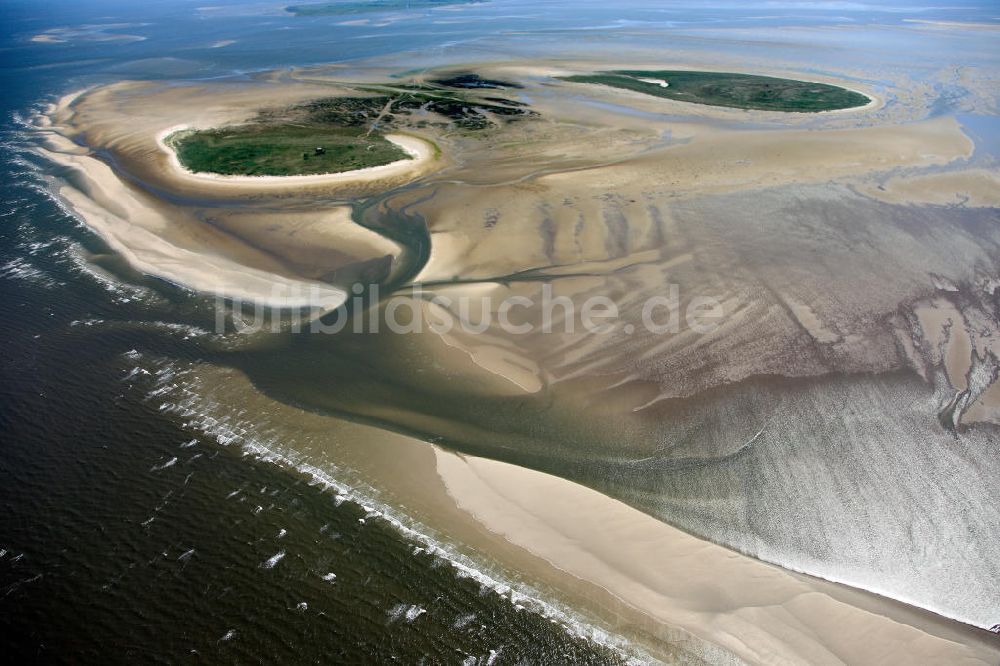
[31,30,1000,665]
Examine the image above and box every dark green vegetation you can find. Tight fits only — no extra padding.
[286,0,479,16]
[171,125,409,177]
[561,70,871,112]
[430,72,522,90]
[171,74,534,176]
[296,91,534,131]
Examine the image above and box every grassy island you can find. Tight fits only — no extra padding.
[170,125,408,177]
[168,72,535,177]
[561,70,871,112]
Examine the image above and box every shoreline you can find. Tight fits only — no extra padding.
[432,448,1000,665]
[35,107,355,311]
[33,70,999,662]
[31,87,437,310]
[158,359,1000,665]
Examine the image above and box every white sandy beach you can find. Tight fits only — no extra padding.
[37,115,354,310]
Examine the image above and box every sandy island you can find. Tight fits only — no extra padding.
[34,85,439,310]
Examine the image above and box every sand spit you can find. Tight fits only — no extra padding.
[37,98,343,308]
[154,359,1000,665]
[434,449,1000,666]
[858,168,1000,208]
[40,140,348,310]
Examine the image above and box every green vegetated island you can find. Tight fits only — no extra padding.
[171,125,409,177]
[168,73,532,177]
[286,0,479,17]
[562,70,871,112]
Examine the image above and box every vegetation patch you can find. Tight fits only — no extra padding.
[561,70,870,112]
[169,72,535,176]
[293,84,536,131]
[170,125,409,177]
[430,73,522,90]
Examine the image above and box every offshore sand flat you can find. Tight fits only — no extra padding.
[32,49,1000,662]
[172,361,1000,665]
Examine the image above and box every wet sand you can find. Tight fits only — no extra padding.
[34,83,441,308]
[38,132,350,309]
[173,362,1000,665]
[857,168,1000,208]
[31,54,1000,662]
[434,450,1000,665]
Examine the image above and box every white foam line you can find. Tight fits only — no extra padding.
[138,354,653,664]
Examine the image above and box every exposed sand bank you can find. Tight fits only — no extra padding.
[162,361,1000,665]
[41,140,348,310]
[409,115,974,285]
[33,60,1000,657]
[40,69,967,309]
[857,168,1000,208]
[33,83,439,308]
[433,449,1000,665]
[38,84,433,311]
[539,115,972,202]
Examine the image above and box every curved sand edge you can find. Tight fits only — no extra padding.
[821,84,882,114]
[434,449,1000,665]
[32,86,422,310]
[157,127,436,188]
[36,124,350,311]
[177,361,1000,664]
